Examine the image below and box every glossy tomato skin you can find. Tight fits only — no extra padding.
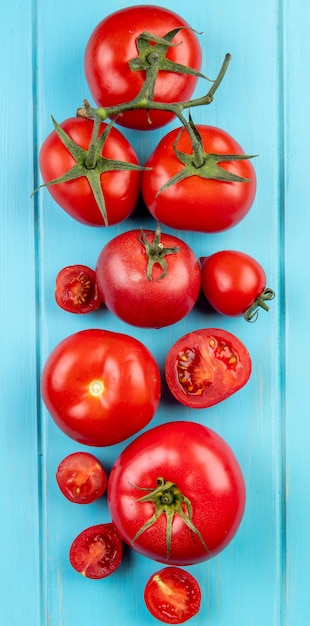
[41,329,161,446]
[56,452,107,504]
[165,328,252,408]
[69,523,123,579]
[108,421,246,565]
[95,228,201,328]
[84,6,202,130]
[141,126,257,232]
[144,566,201,624]
[55,264,102,314]
[39,117,141,226]
[200,250,267,316]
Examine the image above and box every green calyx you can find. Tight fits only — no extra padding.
[32,115,145,226]
[129,27,209,79]
[130,477,209,560]
[156,121,257,197]
[244,288,276,322]
[138,222,180,281]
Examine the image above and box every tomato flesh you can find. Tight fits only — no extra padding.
[144,567,201,624]
[165,329,252,408]
[69,523,122,579]
[56,452,107,504]
[55,265,102,314]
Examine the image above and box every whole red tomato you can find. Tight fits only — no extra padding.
[39,117,141,226]
[141,125,257,232]
[200,250,275,321]
[41,329,161,446]
[108,421,246,565]
[95,224,201,328]
[84,6,202,130]
[165,328,252,408]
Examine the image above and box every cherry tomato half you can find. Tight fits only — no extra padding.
[41,329,161,446]
[144,567,201,624]
[56,452,107,504]
[165,328,252,408]
[69,523,122,579]
[55,264,102,314]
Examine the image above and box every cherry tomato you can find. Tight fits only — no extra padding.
[144,566,201,624]
[141,125,256,232]
[165,328,251,408]
[200,250,275,321]
[39,117,141,226]
[84,6,202,130]
[56,452,107,504]
[41,329,161,446]
[108,421,246,565]
[95,224,201,328]
[69,523,122,579]
[55,264,102,314]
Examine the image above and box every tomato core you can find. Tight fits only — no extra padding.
[177,338,239,396]
[89,379,105,397]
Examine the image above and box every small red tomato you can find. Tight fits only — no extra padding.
[165,328,251,408]
[56,452,107,504]
[96,224,201,328]
[55,264,102,314]
[200,250,275,321]
[69,523,122,579]
[144,567,201,624]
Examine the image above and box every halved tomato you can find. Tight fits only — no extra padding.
[165,328,252,408]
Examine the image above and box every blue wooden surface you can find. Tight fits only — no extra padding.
[1,0,309,624]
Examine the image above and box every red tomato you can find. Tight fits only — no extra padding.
[141,125,257,232]
[41,329,161,446]
[39,117,141,226]
[95,224,201,328]
[55,264,102,314]
[69,523,122,579]
[165,328,251,408]
[200,250,275,321]
[108,421,246,565]
[144,567,201,624]
[84,6,202,130]
[56,452,107,504]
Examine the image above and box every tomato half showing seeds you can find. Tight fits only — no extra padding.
[69,523,123,579]
[55,264,102,314]
[200,250,275,322]
[38,117,142,226]
[165,328,251,408]
[141,125,256,233]
[41,329,161,446]
[96,224,201,328]
[56,452,107,504]
[84,5,202,130]
[144,567,202,624]
[108,421,246,565]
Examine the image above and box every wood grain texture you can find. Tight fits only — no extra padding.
[0,0,309,624]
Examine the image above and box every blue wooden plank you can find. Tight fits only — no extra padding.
[1,0,309,624]
[0,1,41,624]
